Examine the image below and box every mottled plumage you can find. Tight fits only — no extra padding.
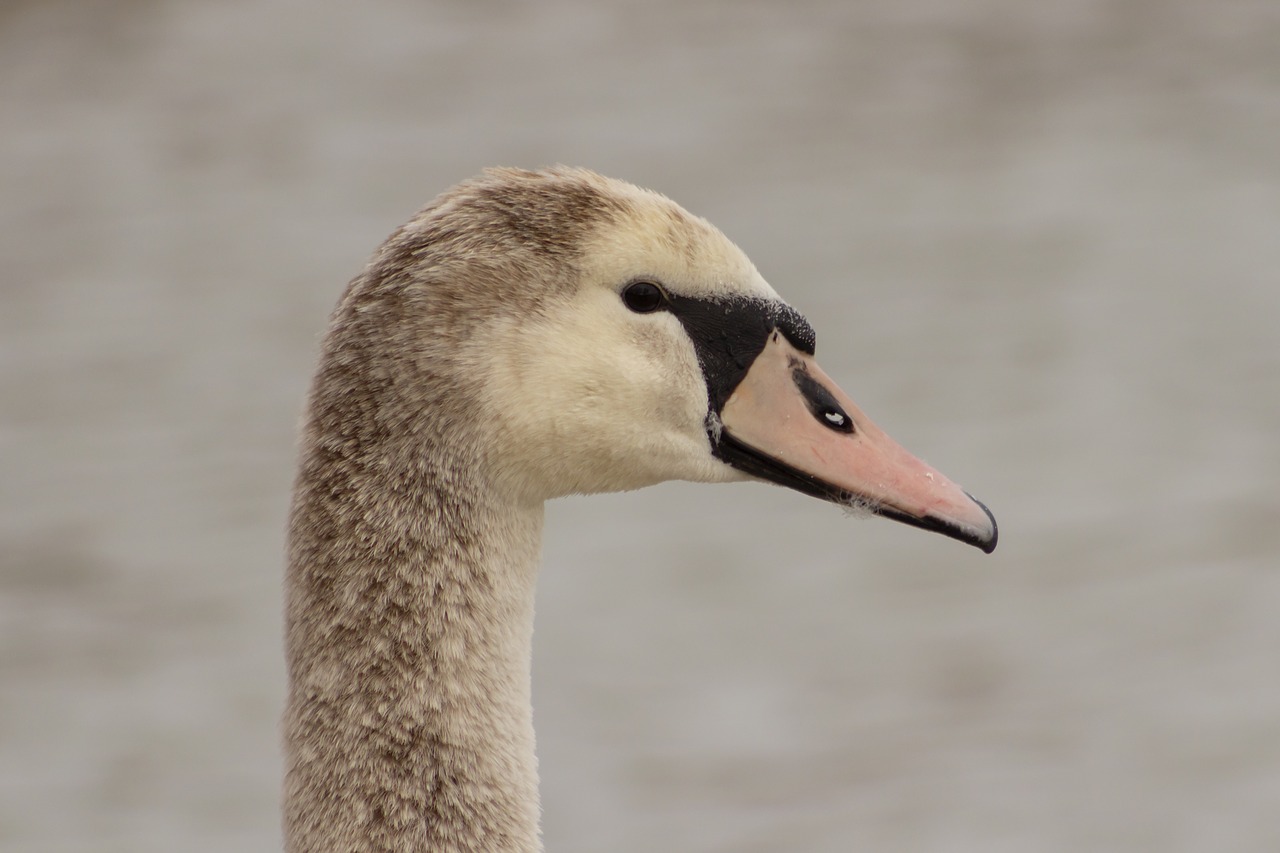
[284,167,995,853]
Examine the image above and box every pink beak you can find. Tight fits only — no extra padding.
[718,331,997,553]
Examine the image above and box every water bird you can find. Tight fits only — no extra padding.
[284,167,996,852]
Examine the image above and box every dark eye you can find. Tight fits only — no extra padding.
[622,281,667,313]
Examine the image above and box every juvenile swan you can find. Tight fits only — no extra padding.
[284,167,996,852]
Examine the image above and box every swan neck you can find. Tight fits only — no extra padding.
[284,458,545,853]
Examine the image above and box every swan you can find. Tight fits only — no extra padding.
[284,166,997,852]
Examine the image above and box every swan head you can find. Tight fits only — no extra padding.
[333,167,996,552]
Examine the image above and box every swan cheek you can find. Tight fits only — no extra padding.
[477,310,732,501]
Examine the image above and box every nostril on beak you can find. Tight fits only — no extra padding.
[791,367,855,435]
[821,409,849,430]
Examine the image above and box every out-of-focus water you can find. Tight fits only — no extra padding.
[2,2,1278,851]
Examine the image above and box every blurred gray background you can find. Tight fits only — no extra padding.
[3,2,1278,851]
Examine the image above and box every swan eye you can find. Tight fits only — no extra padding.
[622,281,667,313]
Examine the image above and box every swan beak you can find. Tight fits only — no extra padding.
[717,331,997,553]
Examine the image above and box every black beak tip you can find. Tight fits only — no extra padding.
[966,492,998,554]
